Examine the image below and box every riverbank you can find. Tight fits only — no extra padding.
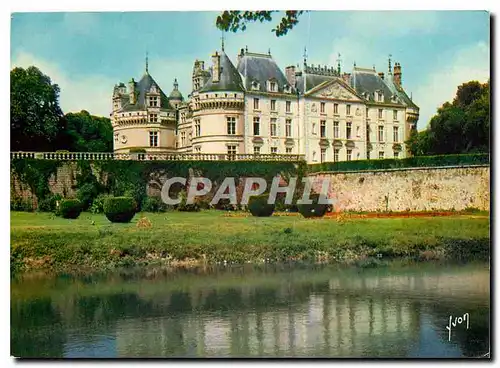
[10,211,490,274]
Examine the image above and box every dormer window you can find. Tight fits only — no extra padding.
[283,84,291,93]
[149,96,158,107]
[270,82,277,92]
[251,81,260,91]
[376,91,384,102]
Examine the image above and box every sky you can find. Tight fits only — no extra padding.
[10,10,490,129]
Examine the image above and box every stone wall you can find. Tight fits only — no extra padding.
[310,165,490,212]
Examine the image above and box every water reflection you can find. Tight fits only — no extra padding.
[11,262,490,358]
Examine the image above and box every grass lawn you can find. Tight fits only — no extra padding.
[10,210,490,273]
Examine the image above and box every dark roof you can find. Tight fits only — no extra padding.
[199,51,245,93]
[119,72,174,112]
[296,73,337,94]
[237,52,292,93]
[351,68,400,105]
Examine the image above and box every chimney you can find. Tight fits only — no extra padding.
[285,66,296,87]
[342,73,351,84]
[378,72,385,80]
[128,78,136,104]
[212,51,221,83]
[393,62,402,87]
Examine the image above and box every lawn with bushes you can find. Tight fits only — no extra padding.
[10,210,490,274]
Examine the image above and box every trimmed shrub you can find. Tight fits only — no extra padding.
[297,193,328,218]
[38,193,63,212]
[103,196,137,223]
[141,196,170,213]
[248,194,275,217]
[58,199,83,219]
[129,148,147,153]
[90,193,112,214]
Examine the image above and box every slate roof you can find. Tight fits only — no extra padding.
[118,72,174,112]
[199,51,245,93]
[237,52,292,93]
[296,73,337,95]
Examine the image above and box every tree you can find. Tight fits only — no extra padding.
[11,66,64,151]
[61,110,113,152]
[216,11,304,37]
[406,80,490,156]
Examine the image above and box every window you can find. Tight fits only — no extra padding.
[270,82,277,92]
[195,119,201,137]
[320,120,326,138]
[286,101,291,113]
[181,132,186,146]
[253,117,260,136]
[227,117,236,135]
[378,109,383,119]
[334,103,339,114]
[394,151,399,159]
[393,126,399,142]
[195,146,201,153]
[367,150,370,160]
[346,104,351,115]
[366,108,369,118]
[347,149,352,161]
[114,133,119,142]
[286,147,292,154]
[254,146,261,155]
[377,92,383,102]
[285,119,292,137]
[378,126,384,142]
[270,118,277,137]
[149,96,158,107]
[149,131,158,147]
[320,102,325,113]
[227,145,237,159]
[271,100,276,111]
[346,122,352,139]
[149,114,158,123]
[253,98,259,110]
[334,149,339,162]
[271,147,278,154]
[312,122,317,135]
[334,121,339,138]
[320,148,326,163]
[379,151,385,159]
[393,110,398,121]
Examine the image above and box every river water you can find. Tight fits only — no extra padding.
[11,261,490,358]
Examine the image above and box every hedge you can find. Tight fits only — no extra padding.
[297,193,328,218]
[248,194,275,217]
[309,153,490,173]
[103,196,136,223]
[58,199,82,219]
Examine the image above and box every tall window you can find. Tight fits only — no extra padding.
[334,103,339,114]
[320,148,326,163]
[181,132,186,146]
[320,120,326,137]
[271,100,276,111]
[312,122,317,135]
[377,92,383,102]
[346,149,352,161]
[227,117,236,135]
[254,146,261,155]
[286,147,292,154]
[334,149,339,162]
[393,126,399,142]
[286,101,291,113]
[379,151,385,159]
[149,131,158,147]
[334,121,339,138]
[393,110,398,120]
[367,150,370,160]
[270,82,277,92]
[270,118,277,137]
[346,122,352,139]
[270,147,278,154]
[227,145,237,159]
[378,126,384,142]
[394,151,399,159]
[149,114,158,123]
[195,146,201,153]
[346,104,351,115]
[253,117,260,136]
[195,119,201,137]
[320,102,326,113]
[253,98,259,110]
[366,108,369,118]
[285,119,292,137]
[378,109,383,119]
[149,96,158,107]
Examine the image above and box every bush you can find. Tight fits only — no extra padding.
[141,196,170,213]
[129,148,147,153]
[37,193,63,212]
[89,193,112,214]
[248,194,275,217]
[10,197,34,212]
[297,193,328,218]
[76,182,101,211]
[103,196,137,223]
[58,199,83,219]
[175,190,201,212]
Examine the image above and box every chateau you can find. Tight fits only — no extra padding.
[111,46,419,163]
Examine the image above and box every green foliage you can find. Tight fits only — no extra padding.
[61,110,113,152]
[309,153,489,173]
[10,66,64,151]
[89,193,112,214]
[297,193,328,218]
[176,190,201,212]
[11,159,61,202]
[58,199,82,219]
[37,193,63,212]
[407,80,490,156]
[103,197,137,223]
[129,148,147,153]
[216,11,304,36]
[10,197,34,212]
[141,196,170,213]
[248,194,275,217]
[75,161,104,211]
